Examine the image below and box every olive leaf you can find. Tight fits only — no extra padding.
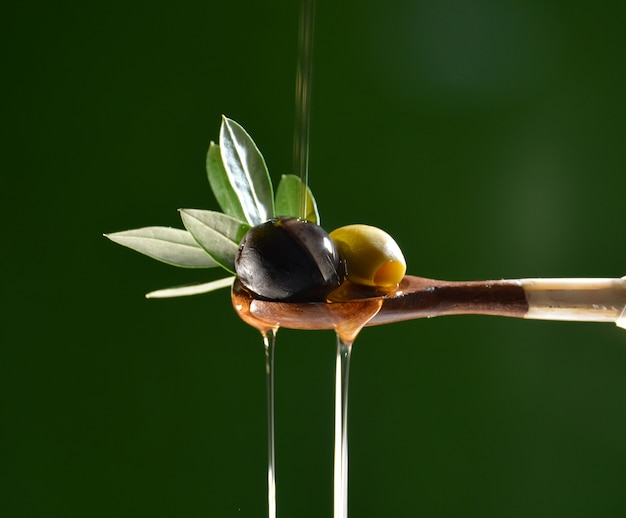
[206,142,248,223]
[275,174,320,224]
[220,116,274,226]
[179,209,250,274]
[106,117,326,298]
[145,276,236,299]
[104,227,219,268]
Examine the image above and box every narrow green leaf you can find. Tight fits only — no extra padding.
[179,209,250,274]
[104,227,219,268]
[206,142,248,222]
[145,277,235,299]
[220,116,274,226]
[275,174,320,224]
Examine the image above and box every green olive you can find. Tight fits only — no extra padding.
[329,224,406,287]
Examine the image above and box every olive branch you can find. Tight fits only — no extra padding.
[105,116,319,298]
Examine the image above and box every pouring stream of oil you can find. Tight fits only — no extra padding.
[297,1,369,516]
[293,0,316,220]
[293,1,365,516]
[249,1,369,516]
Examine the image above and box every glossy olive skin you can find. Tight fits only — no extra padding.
[235,217,343,302]
[329,224,406,287]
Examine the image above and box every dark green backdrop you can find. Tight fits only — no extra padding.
[4,1,626,516]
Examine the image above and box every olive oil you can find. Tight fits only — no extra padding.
[293,0,316,220]
[232,279,383,518]
[262,329,277,518]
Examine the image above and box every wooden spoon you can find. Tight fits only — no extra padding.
[232,275,626,334]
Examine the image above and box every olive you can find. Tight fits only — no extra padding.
[329,224,406,287]
[235,216,343,301]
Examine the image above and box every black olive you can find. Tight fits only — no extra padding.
[235,216,343,301]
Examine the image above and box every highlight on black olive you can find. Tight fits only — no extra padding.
[235,217,343,302]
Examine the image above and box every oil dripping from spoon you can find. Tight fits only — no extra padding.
[232,279,384,518]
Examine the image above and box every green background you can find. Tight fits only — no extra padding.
[4,0,626,516]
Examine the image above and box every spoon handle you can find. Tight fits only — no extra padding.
[521,276,626,329]
[372,276,626,329]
